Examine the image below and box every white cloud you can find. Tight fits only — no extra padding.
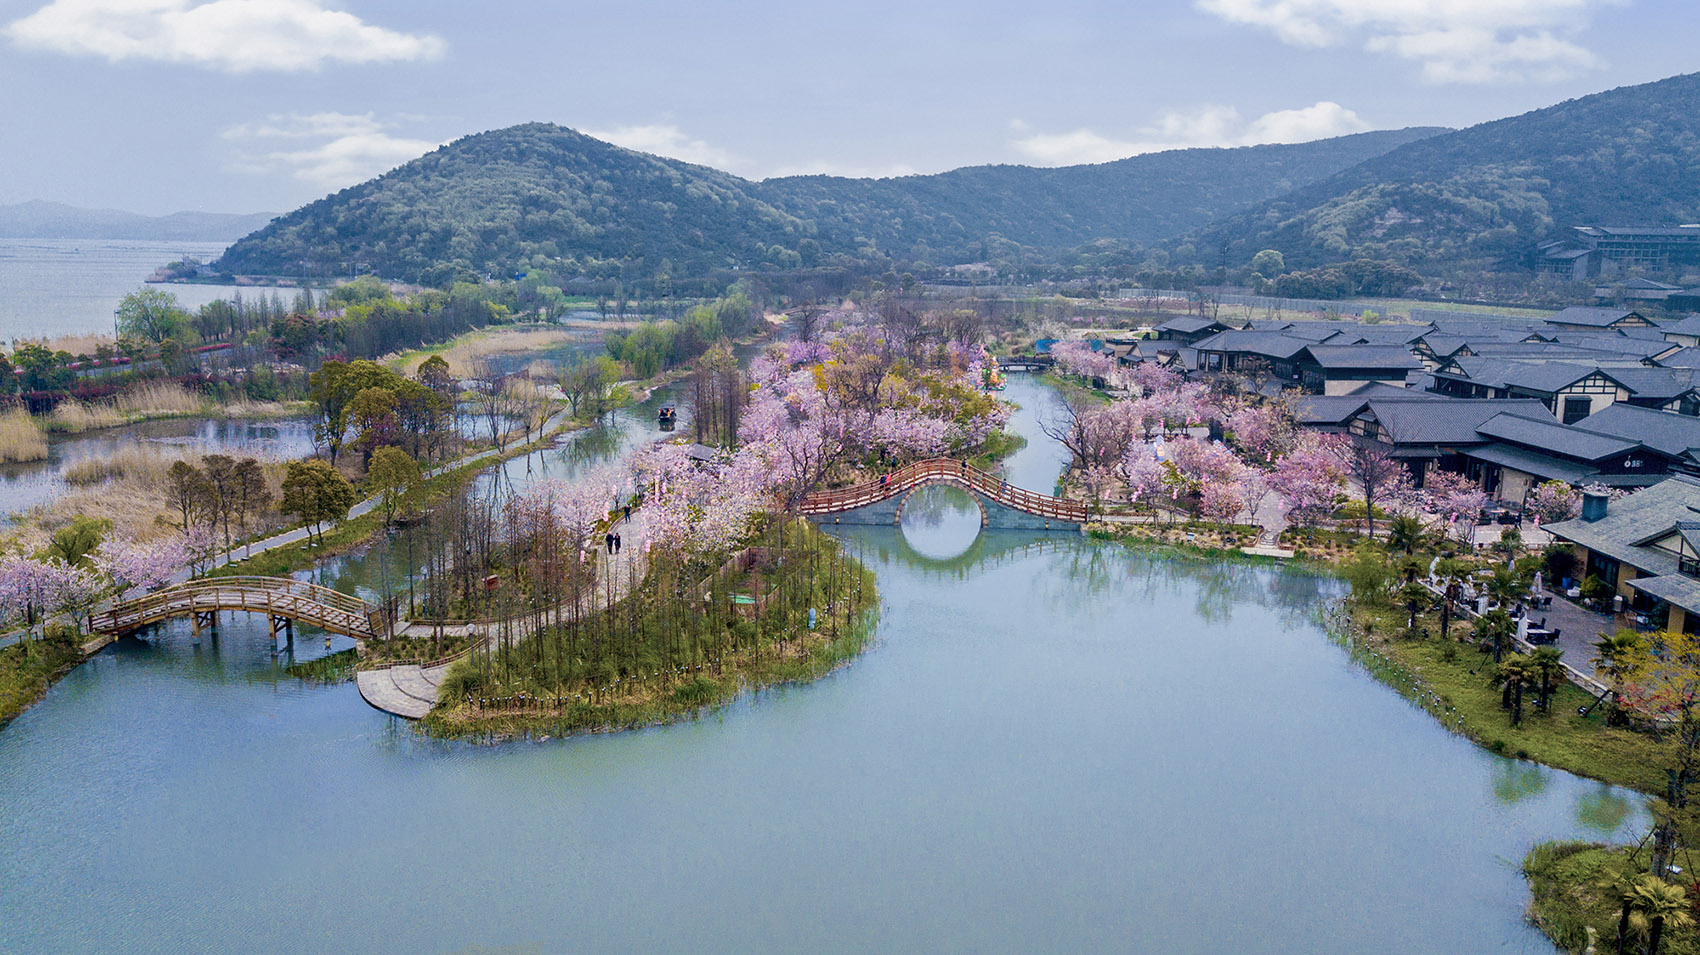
[583,124,739,170]
[1010,101,1369,166]
[5,0,444,72]
[223,113,442,192]
[1195,0,1613,83]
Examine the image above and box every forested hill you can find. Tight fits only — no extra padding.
[1184,71,1700,273]
[759,129,1443,255]
[214,123,1441,283]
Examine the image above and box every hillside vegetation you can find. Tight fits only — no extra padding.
[1187,72,1700,274]
[215,124,1440,284]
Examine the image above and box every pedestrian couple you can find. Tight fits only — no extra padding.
[603,531,622,554]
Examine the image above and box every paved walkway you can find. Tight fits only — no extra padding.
[357,509,650,719]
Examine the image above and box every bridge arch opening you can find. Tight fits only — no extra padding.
[897,484,984,560]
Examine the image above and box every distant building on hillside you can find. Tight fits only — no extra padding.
[1539,225,1700,279]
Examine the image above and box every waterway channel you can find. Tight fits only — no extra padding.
[0,373,1647,953]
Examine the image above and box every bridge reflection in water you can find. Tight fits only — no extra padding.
[800,458,1086,531]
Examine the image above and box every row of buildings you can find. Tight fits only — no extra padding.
[1118,303,1700,632]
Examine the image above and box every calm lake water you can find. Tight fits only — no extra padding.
[0,415,318,519]
[0,238,252,342]
[0,374,1643,953]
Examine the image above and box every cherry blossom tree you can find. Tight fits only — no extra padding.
[1267,433,1348,535]
[1330,440,1414,539]
[1049,340,1115,382]
[91,536,188,595]
[1119,442,1168,514]
[1420,469,1489,544]
[1525,480,1582,525]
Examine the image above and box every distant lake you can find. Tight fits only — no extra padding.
[0,238,269,344]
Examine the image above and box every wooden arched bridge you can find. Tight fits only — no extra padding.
[799,458,1088,530]
[90,576,387,642]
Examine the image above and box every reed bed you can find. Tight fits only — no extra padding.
[0,408,47,463]
[218,398,305,419]
[16,449,289,553]
[397,327,578,376]
[41,399,126,434]
[114,380,205,416]
[41,332,113,356]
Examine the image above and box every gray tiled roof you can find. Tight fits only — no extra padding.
[1657,347,1700,369]
[1475,412,1640,462]
[1192,331,1313,360]
[1661,315,1700,338]
[1548,474,1700,577]
[1154,316,1222,334]
[1301,345,1422,370]
[1362,398,1554,445]
[1628,573,1700,616]
[1499,362,1623,394]
[1546,306,1647,328]
[1578,403,1700,460]
[1464,443,1599,484]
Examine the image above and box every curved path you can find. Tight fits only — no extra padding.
[357,509,652,719]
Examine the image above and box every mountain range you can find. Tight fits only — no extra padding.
[211,70,1700,284]
[212,125,1440,282]
[0,201,275,242]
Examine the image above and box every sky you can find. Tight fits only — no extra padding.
[2,0,1697,216]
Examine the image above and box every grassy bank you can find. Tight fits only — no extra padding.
[1525,841,1700,955]
[284,649,357,684]
[425,521,879,739]
[0,630,85,729]
[426,606,879,740]
[1341,600,1668,793]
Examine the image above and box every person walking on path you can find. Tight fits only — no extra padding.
[614,533,622,554]
[604,532,615,554]
[623,504,632,521]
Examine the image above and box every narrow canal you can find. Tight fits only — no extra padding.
[0,374,1643,953]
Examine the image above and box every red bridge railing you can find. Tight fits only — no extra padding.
[798,458,1087,523]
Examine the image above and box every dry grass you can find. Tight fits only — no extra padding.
[60,445,183,486]
[217,398,306,419]
[14,448,289,553]
[114,380,205,416]
[0,408,47,463]
[42,399,126,434]
[41,332,114,356]
[395,327,579,377]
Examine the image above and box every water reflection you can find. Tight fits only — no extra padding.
[1493,758,1553,804]
[1,415,317,518]
[898,484,983,560]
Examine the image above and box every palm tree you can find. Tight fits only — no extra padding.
[1476,609,1515,663]
[1436,558,1468,640]
[1387,514,1427,555]
[1492,526,1522,561]
[1631,875,1693,955]
[1496,653,1533,725]
[1487,566,1526,611]
[1398,581,1433,635]
[1529,646,1565,714]
[1593,630,1644,724]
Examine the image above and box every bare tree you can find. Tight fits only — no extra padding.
[1334,440,1412,539]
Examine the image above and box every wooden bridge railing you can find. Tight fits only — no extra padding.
[91,576,382,639]
[798,458,1087,523]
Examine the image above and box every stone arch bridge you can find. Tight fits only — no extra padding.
[799,459,1087,530]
